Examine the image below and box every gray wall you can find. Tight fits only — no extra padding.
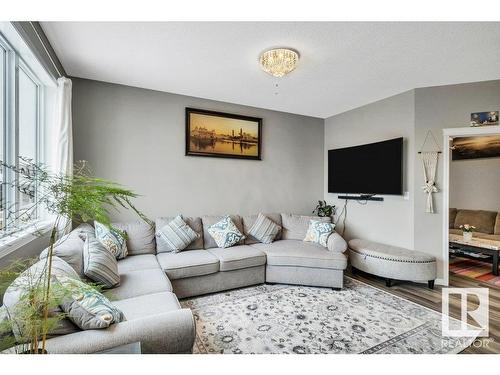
[450,157,500,212]
[325,79,500,281]
[413,80,500,279]
[72,78,325,220]
[324,90,415,249]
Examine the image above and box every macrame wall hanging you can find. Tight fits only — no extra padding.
[418,130,441,213]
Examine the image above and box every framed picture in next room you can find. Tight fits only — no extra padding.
[470,111,499,127]
[185,108,262,160]
[452,135,500,160]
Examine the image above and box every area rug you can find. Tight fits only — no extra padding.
[180,277,476,354]
[450,256,500,286]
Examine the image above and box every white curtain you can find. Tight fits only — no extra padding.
[52,77,73,234]
[52,77,73,178]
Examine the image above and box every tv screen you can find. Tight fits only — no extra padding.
[328,137,403,195]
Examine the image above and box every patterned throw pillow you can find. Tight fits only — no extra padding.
[208,216,246,248]
[83,235,120,288]
[248,213,281,244]
[158,215,200,253]
[304,220,336,247]
[56,275,124,330]
[95,221,128,259]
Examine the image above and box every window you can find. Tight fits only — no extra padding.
[0,31,44,237]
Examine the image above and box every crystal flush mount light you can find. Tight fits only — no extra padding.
[259,48,300,78]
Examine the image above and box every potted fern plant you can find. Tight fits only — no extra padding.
[0,158,149,354]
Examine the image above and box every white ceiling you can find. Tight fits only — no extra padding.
[41,22,500,118]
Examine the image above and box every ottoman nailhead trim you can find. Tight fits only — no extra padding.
[349,249,436,264]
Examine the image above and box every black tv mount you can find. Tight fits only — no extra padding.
[338,194,384,202]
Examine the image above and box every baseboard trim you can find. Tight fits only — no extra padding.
[435,278,446,286]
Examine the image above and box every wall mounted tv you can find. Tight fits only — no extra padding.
[328,137,403,196]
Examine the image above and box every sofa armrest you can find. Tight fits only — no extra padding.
[327,232,348,253]
[43,308,195,354]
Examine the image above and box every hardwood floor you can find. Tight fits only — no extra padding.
[347,268,500,354]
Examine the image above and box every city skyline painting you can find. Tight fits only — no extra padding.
[185,108,262,160]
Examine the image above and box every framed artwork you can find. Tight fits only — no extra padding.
[452,135,500,160]
[470,111,499,127]
[185,108,262,160]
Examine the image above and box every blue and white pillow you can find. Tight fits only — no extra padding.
[304,220,335,247]
[158,215,200,253]
[208,216,246,248]
[95,221,128,259]
[56,275,124,330]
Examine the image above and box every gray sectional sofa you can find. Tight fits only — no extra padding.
[27,213,348,353]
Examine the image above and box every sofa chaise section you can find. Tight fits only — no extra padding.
[251,239,347,288]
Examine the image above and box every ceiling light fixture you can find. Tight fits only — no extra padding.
[259,48,299,78]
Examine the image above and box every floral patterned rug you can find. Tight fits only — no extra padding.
[180,277,475,354]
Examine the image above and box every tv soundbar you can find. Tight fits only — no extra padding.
[338,194,384,202]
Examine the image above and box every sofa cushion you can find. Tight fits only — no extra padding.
[107,268,172,300]
[156,250,219,280]
[112,292,181,321]
[117,254,160,273]
[454,209,497,234]
[250,240,347,270]
[74,222,95,241]
[495,213,500,235]
[56,275,124,330]
[83,235,120,289]
[207,245,266,272]
[112,221,156,255]
[280,214,331,241]
[156,216,204,251]
[95,221,128,259]
[157,216,200,253]
[243,213,282,244]
[39,229,85,276]
[202,215,244,249]
[449,208,458,229]
[207,216,246,249]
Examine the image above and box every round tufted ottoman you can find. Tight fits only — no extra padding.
[348,239,437,289]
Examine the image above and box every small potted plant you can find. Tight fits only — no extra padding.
[312,200,335,219]
[459,224,476,242]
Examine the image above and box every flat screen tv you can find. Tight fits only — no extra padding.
[328,137,403,195]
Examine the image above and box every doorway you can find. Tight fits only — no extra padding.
[442,125,500,286]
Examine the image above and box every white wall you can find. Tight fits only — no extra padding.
[450,157,500,211]
[72,78,325,220]
[324,90,415,249]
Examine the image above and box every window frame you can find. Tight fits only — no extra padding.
[0,30,44,238]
